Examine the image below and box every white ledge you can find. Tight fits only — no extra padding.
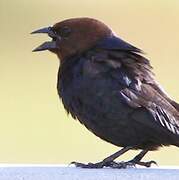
[0,164,179,180]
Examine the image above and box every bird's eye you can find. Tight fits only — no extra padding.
[56,26,71,38]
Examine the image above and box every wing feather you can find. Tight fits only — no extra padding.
[91,48,179,136]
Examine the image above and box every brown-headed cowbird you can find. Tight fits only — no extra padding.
[32,17,179,168]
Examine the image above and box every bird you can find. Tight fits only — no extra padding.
[32,17,179,168]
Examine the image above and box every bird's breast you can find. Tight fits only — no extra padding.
[57,57,138,146]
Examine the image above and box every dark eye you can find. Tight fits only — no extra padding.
[56,26,71,37]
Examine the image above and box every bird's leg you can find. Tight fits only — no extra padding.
[71,146,132,168]
[98,149,157,169]
[127,149,157,167]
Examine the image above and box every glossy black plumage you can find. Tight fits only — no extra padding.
[57,36,179,150]
[32,17,179,168]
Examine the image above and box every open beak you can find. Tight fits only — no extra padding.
[31,26,60,52]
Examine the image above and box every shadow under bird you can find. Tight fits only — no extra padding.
[32,17,179,168]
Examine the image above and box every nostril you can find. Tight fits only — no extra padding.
[48,30,57,38]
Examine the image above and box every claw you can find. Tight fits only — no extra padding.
[139,160,158,167]
[129,160,158,168]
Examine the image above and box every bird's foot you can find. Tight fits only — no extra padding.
[107,160,157,168]
[104,161,136,169]
[71,159,157,169]
[71,160,136,169]
[71,161,106,168]
[127,159,157,168]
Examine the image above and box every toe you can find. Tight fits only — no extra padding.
[136,160,158,167]
[70,161,104,168]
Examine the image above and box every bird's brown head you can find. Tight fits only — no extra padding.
[32,17,112,61]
